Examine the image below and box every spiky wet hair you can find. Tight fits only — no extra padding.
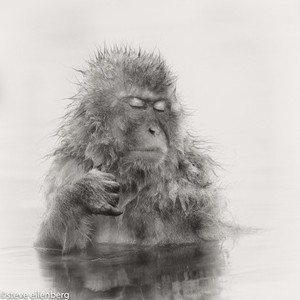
[88,46,176,92]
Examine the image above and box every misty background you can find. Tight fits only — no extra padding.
[0,1,299,299]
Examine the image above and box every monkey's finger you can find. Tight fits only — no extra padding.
[103,181,120,193]
[103,178,119,186]
[94,204,123,216]
[107,193,120,206]
[106,185,120,194]
[102,173,116,181]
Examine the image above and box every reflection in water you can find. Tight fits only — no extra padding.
[37,242,226,299]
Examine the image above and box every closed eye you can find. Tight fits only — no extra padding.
[128,97,146,109]
[153,100,166,112]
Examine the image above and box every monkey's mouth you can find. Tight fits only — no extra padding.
[133,147,164,153]
[132,147,167,155]
[130,147,166,161]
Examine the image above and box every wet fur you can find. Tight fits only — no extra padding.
[37,46,224,252]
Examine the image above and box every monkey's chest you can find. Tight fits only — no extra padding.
[92,191,167,243]
[92,193,195,244]
[92,213,171,244]
[92,192,143,243]
[92,215,130,243]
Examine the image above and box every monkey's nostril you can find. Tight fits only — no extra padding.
[149,128,155,135]
[148,127,157,136]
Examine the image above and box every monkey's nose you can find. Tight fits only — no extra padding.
[148,126,161,136]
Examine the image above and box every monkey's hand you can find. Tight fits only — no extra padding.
[82,169,122,216]
[36,169,122,253]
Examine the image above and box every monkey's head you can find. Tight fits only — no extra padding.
[60,47,185,182]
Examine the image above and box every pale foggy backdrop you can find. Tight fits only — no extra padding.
[0,1,300,299]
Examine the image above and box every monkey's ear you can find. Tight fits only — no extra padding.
[85,142,104,168]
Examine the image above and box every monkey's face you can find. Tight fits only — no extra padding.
[83,52,183,175]
[84,85,183,183]
[110,90,175,166]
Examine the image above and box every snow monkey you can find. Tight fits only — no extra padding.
[36,46,223,253]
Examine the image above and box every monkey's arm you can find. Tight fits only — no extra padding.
[177,141,222,239]
[35,158,121,253]
[183,141,216,188]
